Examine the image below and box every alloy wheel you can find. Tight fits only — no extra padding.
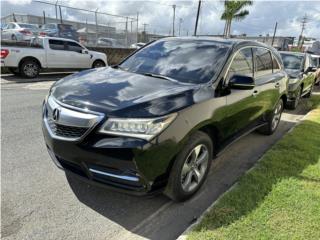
[180,144,209,193]
[271,100,283,131]
[23,63,38,77]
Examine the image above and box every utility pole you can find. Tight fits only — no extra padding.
[95,8,99,45]
[298,14,308,48]
[172,4,176,36]
[178,18,183,36]
[194,0,201,36]
[271,22,278,46]
[43,11,46,24]
[55,0,58,20]
[59,5,62,23]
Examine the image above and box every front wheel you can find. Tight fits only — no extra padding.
[258,98,283,135]
[164,131,213,202]
[286,86,302,110]
[92,60,106,68]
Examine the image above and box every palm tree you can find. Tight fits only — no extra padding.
[221,0,253,38]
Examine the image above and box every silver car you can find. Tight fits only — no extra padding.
[1,22,41,41]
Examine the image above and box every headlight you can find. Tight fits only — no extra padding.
[99,113,177,140]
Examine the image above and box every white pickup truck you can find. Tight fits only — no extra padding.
[1,37,107,78]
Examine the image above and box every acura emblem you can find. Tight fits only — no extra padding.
[52,108,61,121]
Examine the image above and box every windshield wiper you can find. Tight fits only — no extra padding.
[141,72,178,82]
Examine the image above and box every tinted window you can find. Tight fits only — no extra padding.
[227,48,253,79]
[280,53,304,70]
[49,39,65,50]
[66,41,83,53]
[120,39,230,84]
[254,48,273,77]
[272,55,281,72]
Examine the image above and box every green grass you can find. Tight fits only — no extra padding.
[188,95,320,240]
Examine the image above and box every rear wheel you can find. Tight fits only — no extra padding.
[20,59,40,78]
[92,60,106,68]
[258,98,283,135]
[164,131,213,202]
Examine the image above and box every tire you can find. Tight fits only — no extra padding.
[19,59,40,78]
[304,82,314,98]
[286,86,302,110]
[8,67,20,76]
[92,60,106,68]
[258,98,283,135]
[164,131,213,202]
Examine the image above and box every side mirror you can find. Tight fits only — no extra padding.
[81,49,89,54]
[229,75,255,90]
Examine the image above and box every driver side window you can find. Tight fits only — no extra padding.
[227,48,253,81]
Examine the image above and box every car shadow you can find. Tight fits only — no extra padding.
[1,72,73,84]
[65,87,319,240]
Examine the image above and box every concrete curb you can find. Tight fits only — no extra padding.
[177,106,317,240]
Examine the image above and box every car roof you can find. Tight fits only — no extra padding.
[158,36,274,49]
[36,36,78,42]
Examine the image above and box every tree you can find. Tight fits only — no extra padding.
[221,0,253,38]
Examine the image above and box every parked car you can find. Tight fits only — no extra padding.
[1,37,107,78]
[130,42,146,49]
[310,54,320,85]
[42,37,288,201]
[279,51,316,109]
[1,22,41,41]
[96,37,124,48]
[41,23,79,41]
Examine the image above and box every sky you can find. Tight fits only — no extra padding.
[1,0,320,39]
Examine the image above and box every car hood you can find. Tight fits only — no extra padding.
[284,69,301,79]
[51,67,212,117]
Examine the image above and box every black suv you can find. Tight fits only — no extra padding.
[42,37,288,201]
[280,51,316,109]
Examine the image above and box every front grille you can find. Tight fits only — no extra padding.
[47,118,88,138]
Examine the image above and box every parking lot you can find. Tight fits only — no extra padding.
[2,73,318,240]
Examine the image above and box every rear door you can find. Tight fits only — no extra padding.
[252,47,283,115]
[303,54,316,92]
[46,39,73,68]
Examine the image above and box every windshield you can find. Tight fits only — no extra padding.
[120,39,230,84]
[19,24,38,29]
[280,53,304,70]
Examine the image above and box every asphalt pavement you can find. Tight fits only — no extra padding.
[1,73,317,240]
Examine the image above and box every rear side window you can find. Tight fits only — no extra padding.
[66,41,83,53]
[227,48,253,80]
[254,48,273,77]
[49,39,65,50]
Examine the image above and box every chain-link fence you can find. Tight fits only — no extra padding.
[1,1,139,48]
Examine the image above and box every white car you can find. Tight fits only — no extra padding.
[1,37,108,78]
[1,22,41,41]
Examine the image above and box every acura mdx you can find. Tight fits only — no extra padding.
[42,37,288,201]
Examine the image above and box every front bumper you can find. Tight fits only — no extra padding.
[42,97,178,195]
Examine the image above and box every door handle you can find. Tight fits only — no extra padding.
[275,82,280,88]
[252,90,259,97]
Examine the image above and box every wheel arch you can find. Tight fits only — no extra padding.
[92,59,106,68]
[19,56,42,69]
